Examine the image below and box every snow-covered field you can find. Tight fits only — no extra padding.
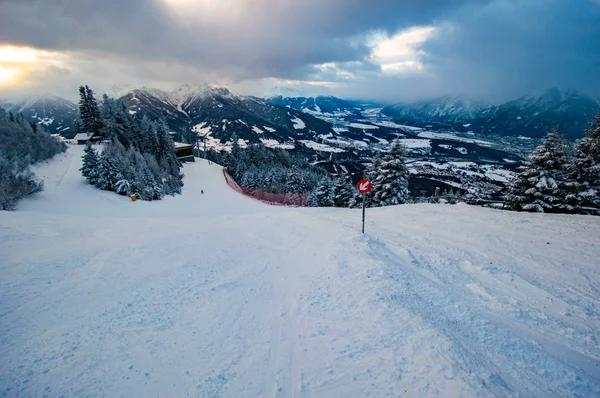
[1,146,600,397]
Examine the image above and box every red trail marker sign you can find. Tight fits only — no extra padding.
[357,179,372,233]
[357,179,372,194]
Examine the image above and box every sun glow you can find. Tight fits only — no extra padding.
[0,44,71,87]
[368,26,436,74]
[0,46,38,63]
[0,67,17,82]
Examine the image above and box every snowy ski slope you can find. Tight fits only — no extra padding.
[1,146,600,397]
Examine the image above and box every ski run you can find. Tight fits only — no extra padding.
[1,146,600,397]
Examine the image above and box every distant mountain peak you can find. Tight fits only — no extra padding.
[381,95,488,128]
[472,87,600,139]
[3,95,78,136]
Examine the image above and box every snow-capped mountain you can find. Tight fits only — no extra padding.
[5,96,78,136]
[381,96,488,130]
[470,88,600,139]
[119,84,335,146]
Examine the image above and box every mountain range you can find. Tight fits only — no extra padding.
[120,84,335,146]
[2,86,598,143]
[469,88,600,139]
[382,88,599,139]
[381,97,488,131]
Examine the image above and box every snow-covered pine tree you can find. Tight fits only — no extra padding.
[80,143,99,185]
[95,151,115,191]
[365,157,382,207]
[285,169,309,193]
[114,172,131,196]
[113,101,136,149]
[138,116,158,155]
[568,114,600,210]
[307,190,318,207]
[368,141,410,207]
[314,177,333,207]
[331,177,354,207]
[95,142,127,191]
[505,130,572,213]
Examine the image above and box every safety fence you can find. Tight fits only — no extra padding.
[223,168,308,207]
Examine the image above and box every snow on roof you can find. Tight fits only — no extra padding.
[73,133,92,141]
[174,141,192,149]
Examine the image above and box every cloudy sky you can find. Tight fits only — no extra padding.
[0,0,598,103]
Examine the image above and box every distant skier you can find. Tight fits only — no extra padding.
[201,190,204,195]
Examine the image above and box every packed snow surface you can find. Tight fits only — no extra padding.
[1,146,600,397]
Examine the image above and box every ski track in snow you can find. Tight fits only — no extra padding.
[1,146,600,397]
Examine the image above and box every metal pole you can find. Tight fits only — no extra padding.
[204,135,207,159]
[362,193,366,234]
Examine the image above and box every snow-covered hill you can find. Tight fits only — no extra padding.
[4,95,78,137]
[1,147,599,397]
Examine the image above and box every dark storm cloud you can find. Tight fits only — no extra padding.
[0,0,487,81]
[1,0,598,102]
[419,0,600,102]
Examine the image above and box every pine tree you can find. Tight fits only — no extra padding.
[78,86,103,136]
[72,118,82,138]
[80,143,99,185]
[505,130,572,213]
[99,94,117,141]
[78,86,90,133]
[285,169,309,193]
[368,141,410,207]
[228,133,241,177]
[314,177,333,207]
[139,115,158,154]
[331,177,354,207]
[86,86,103,135]
[568,114,600,210]
[231,133,241,159]
[114,173,131,196]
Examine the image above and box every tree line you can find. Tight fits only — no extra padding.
[505,115,600,214]
[206,133,329,196]
[77,86,183,200]
[0,108,66,210]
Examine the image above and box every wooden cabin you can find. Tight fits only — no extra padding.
[73,132,102,145]
[174,142,195,162]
